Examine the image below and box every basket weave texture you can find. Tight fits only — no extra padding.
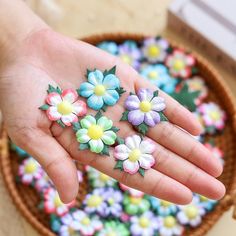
[1,33,236,236]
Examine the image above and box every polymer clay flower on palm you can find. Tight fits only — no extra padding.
[114,135,155,176]
[140,64,178,94]
[74,113,118,154]
[121,88,167,135]
[165,49,196,79]
[197,102,226,134]
[142,37,169,63]
[78,67,125,111]
[39,85,87,127]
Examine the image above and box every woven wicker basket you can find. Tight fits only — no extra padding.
[1,33,236,236]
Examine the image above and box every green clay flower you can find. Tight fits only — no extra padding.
[96,221,129,236]
[123,194,150,215]
[75,112,118,155]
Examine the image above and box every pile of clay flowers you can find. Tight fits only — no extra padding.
[12,36,226,236]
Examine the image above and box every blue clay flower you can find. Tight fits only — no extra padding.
[97,41,118,55]
[79,69,120,110]
[140,64,178,94]
[149,197,177,216]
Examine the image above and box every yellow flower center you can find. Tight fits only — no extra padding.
[139,101,152,113]
[57,101,73,115]
[121,55,132,65]
[164,216,176,228]
[161,200,172,207]
[25,163,37,174]
[173,59,185,71]
[209,111,220,121]
[148,45,160,57]
[54,195,63,207]
[94,85,106,96]
[139,217,150,228]
[81,217,91,226]
[128,149,141,162]
[185,205,198,219]
[107,233,116,236]
[148,71,158,79]
[200,195,208,202]
[130,197,142,205]
[108,197,115,205]
[87,195,103,207]
[87,125,104,140]
[99,173,110,182]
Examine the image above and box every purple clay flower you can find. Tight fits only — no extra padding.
[125,88,166,127]
[118,41,142,70]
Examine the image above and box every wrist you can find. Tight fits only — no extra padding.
[0,0,49,69]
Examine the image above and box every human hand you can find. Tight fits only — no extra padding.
[0,29,225,204]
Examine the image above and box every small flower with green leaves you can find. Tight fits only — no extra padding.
[39,85,87,127]
[78,66,125,111]
[74,111,119,155]
[121,88,167,135]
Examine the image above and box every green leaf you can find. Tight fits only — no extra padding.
[116,87,126,95]
[101,145,110,156]
[39,104,49,111]
[129,92,135,95]
[47,84,61,94]
[138,168,145,177]
[170,83,200,111]
[114,160,124,170]
[116,136,125,144]
[57,120,65,128]
[101,104,107,112]
[86,69,93,78]
[192,67,199,75]
[72,122,81,132]
[159,112,168,122]
[153,90,159,97]
[95,111,103,120]
[120,111,129,121]
[106,65,116,75]
[79,143,89,150]
[137,123,148,135]
[110,126,120,132]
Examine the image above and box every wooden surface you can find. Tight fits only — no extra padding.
[0,0,236,235]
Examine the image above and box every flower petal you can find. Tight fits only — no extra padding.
[128,110,144,126]
[87,94,104,110]
[73,100,87,116]
[125,135,141,150]
[61,114,78,126]
[114,144,130,160]
[97,116,113,131]
[81,115,96,129]
[139,140,156,154]
[61,89,78,103]
[125,95,140,110]
[144,111,160,127]
[151,97,166,111]
[123,159,139,174]
[103,90,119,106]
[46,106,61,121]
[139,154,155,169]
[46,92,62,106]
[76,129,90,143]
[79,82,95,98]
[137,88,153,102]
[103,74,120,89]
[89,139,104,153]
[102,131,117,145]
[88,70,104,85]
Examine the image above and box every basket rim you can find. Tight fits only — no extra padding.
[0,32,236,236]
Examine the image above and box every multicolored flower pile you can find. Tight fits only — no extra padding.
[14,36,227,236]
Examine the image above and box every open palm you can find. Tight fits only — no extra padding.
[0,29,225,204]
